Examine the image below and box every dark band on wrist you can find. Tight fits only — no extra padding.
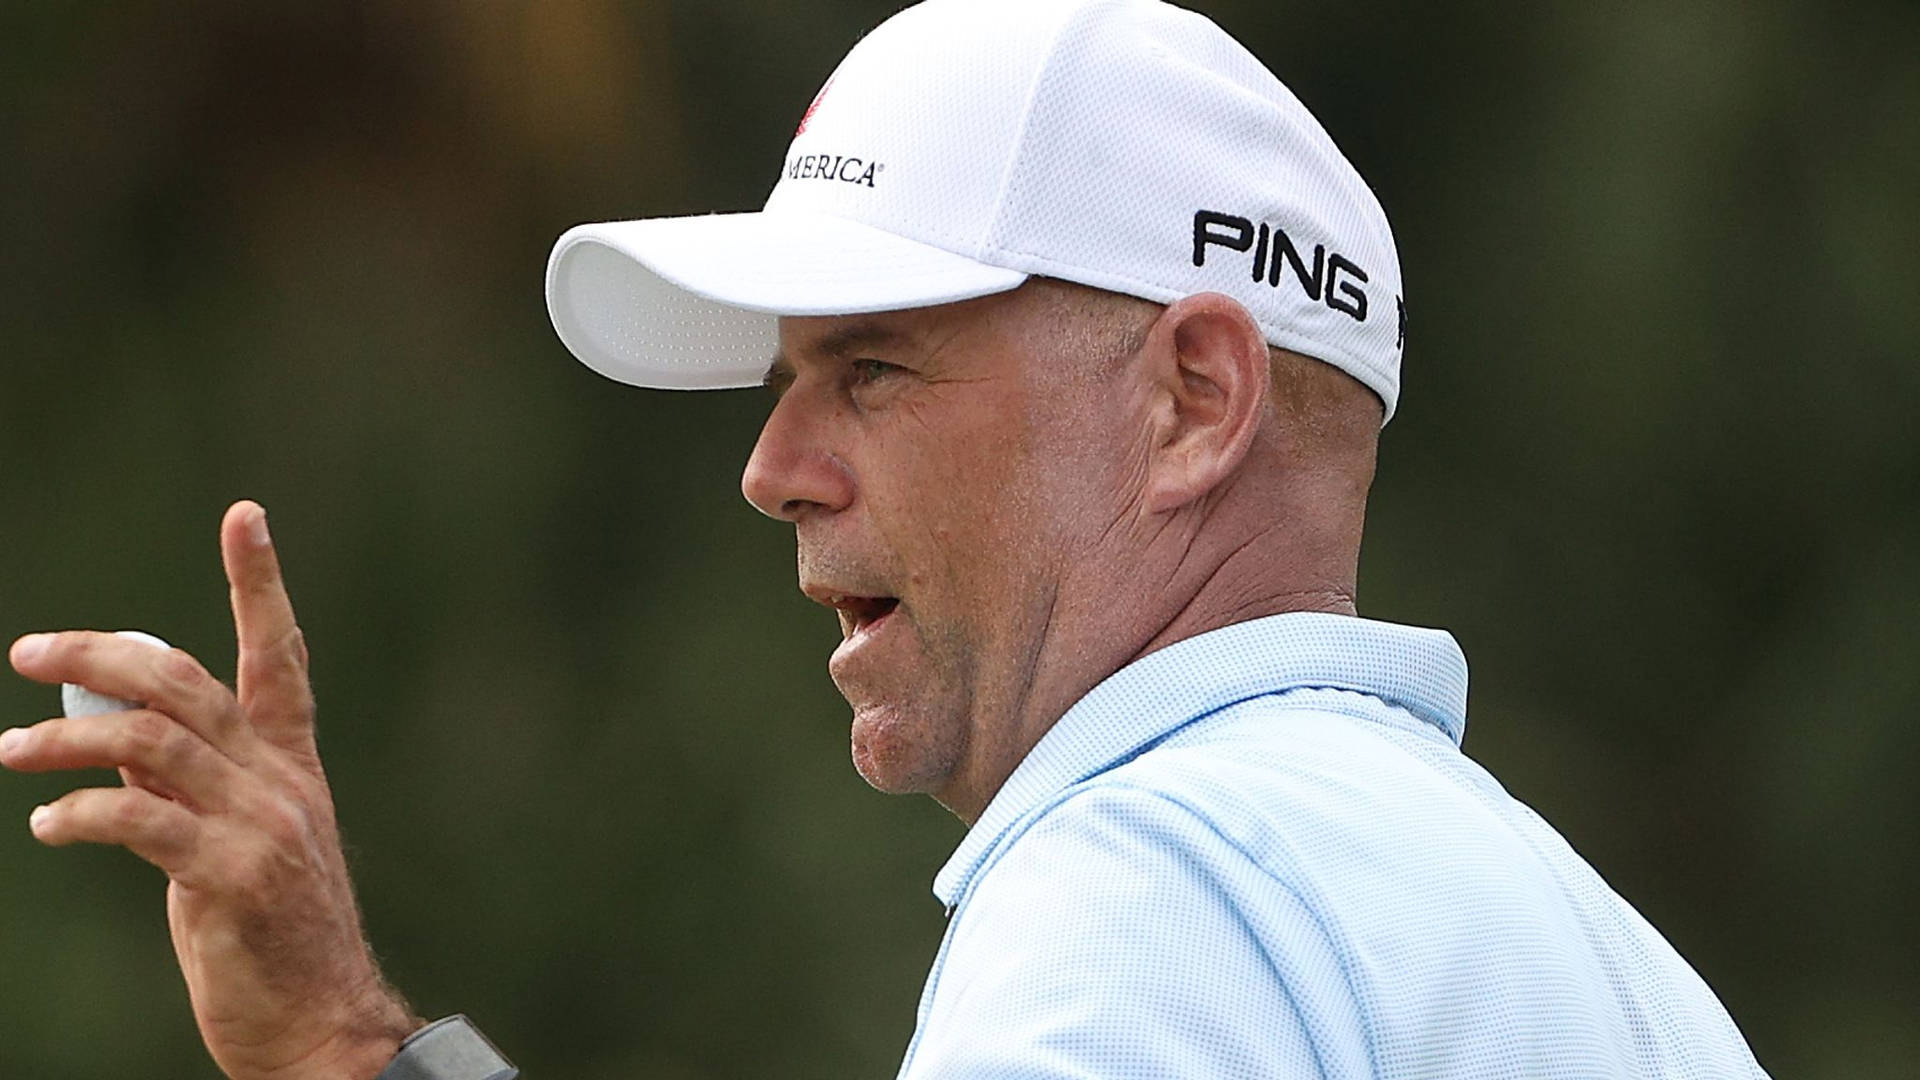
[375,1015,517,1080]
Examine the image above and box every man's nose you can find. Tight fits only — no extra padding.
[741,392,856,522]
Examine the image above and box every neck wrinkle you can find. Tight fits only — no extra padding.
[1128,522,1360,669]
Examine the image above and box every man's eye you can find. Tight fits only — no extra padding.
[850,358,903,383]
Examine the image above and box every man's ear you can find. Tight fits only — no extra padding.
[1136,292,1272,513]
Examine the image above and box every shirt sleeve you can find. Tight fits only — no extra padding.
[900,782,1365,1080]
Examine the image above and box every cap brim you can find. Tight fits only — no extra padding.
[545,212,1029,390]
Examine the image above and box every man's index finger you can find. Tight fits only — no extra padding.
[220,501,308,708]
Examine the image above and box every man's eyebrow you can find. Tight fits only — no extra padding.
[812,321,912,358]
[765,321,914,389]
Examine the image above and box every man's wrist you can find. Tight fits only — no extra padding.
[335,1031,416,1080]
[305,994,423,1080]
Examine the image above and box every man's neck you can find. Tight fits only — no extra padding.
[1127,533,1358,667]
[936,516,1360,825]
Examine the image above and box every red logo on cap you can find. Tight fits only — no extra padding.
[796,78,834,136]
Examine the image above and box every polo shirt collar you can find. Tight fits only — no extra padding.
[932,612,1470,908]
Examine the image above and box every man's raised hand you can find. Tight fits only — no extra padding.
[2,500,419,1080]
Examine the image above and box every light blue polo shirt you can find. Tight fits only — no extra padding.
[897,613,1768,1078]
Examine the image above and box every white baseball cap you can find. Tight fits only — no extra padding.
[544,0,1406,420]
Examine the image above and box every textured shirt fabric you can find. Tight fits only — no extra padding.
[895,612,1769,1079]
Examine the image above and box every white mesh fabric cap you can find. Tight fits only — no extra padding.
[545,0,1407,419]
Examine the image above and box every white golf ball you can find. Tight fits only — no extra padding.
[60,630,172,719]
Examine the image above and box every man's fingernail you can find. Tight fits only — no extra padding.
[11,634,51,664]
[250,509,271,548]
[28,805,51,834]
[0,729,26,757]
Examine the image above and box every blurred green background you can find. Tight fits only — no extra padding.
[1,0,1915,1076]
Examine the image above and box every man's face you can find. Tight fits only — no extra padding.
[742,286,1143,816]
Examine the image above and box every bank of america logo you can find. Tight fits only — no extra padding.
[796,78,834,136]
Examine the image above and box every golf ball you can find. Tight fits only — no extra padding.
[60,630,172,719]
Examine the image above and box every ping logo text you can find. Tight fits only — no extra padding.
[1192,210,1370,322]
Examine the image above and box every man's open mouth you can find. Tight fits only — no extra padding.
[826,595,900,638]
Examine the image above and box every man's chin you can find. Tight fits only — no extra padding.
[848,702,964,797]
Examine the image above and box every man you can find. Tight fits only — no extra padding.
[3,0,1769,1077]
